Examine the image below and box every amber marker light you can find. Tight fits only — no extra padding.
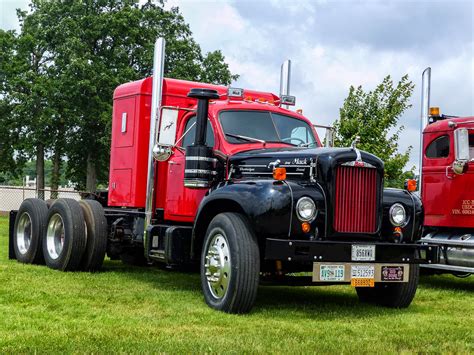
[296,109,303,114]
[429,107,440,116]
[405,179,417,192]
[302,222,311,233]
[273,167,286,181]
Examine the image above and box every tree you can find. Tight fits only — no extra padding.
[333,75,415,187]
[4,0,238,193]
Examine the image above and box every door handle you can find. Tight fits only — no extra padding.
[169,160,179,165]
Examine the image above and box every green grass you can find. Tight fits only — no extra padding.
[0,216,473,353]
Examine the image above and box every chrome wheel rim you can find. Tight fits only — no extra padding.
[16,212,32,255]
[204,233,231,299]
[46,213,65,260]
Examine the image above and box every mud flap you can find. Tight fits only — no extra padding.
[8,210,17,260]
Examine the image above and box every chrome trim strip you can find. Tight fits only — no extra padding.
[341,161,376,168]
[185,156,218,163]
[283,181,294,237]
[184,180,210,188]
[407,191,417,239]
[316,182,328,237]
[240,172,304,175]
[185,169,217,175]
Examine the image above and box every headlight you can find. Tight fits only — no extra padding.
[296,197,317,221]
[389,203,407,226]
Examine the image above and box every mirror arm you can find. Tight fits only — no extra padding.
[173,121,196,148]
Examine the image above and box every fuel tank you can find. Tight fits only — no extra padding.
[421,230,474,268]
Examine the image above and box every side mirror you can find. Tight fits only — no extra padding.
[453,128,469,175]
[152,108,179,162]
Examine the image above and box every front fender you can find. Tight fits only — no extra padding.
[195,180,293,242]
[382,188,423,242]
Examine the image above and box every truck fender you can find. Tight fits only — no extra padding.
[192,180,293,258]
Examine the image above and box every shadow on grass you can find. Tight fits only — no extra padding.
[420,274,474,292]
[101,259,202,292]
[100,259,401,318]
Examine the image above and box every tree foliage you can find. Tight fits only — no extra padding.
[0,0,238,191]
[333,75,415,187]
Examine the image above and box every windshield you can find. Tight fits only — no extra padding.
[219,110,318,147]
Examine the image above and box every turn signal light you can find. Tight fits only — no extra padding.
[301,222,311,233]
[429,107,440,116]
[273,167,286,181]
[405,179,417,192]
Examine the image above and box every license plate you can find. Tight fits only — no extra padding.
[351,265,375,287]
[352,245,375,261]
[351,265,375,278]
[351,278,375,287]
[381,266,404,281]
[320,265,345,281]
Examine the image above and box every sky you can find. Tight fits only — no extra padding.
[1,0,473,170]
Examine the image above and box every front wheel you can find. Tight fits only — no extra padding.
[356,264,420,308]
[200,213,260,314]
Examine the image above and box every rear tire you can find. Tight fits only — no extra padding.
[43,198,87,271]
[79,200,107,271]
[13,199,48,264]
[356,264,419,308]
[200,212,260,314]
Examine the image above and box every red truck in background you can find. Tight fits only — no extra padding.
[418,68,474,276]
[8,38,439,314]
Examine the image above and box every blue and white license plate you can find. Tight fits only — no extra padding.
[351,244,376,261]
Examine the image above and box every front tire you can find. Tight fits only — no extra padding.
[356,264,419,308]
[200,213,260,314]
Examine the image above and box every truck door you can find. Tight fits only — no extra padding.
[422,130,474,228]
[164,115,216,222]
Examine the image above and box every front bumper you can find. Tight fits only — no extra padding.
[265,238,440,264]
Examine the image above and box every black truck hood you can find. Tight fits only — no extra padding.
[229,147,384,180]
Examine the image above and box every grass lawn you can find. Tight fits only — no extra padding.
[0,216,473,353]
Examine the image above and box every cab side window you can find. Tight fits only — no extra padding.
[426,135,450,158]
[182,116,215,148]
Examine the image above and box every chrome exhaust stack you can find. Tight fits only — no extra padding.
[419,67,431,197]
[280,59,292,109]
[144,37,166,255]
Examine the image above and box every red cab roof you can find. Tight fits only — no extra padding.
[424,116,474,133]
[114,77,279,104]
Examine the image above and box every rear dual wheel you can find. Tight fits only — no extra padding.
[43,199,107,271]
[43,199,86,271]
[13,199,48,264]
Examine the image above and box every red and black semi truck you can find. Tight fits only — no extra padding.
[417,68,473,276]
[8,39,438,313]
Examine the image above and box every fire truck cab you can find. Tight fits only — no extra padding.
[9,39,439,313]
[418,68,474,275]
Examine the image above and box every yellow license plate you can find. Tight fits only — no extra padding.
[351,278,375,287]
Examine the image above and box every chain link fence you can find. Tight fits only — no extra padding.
[0,186,87,214]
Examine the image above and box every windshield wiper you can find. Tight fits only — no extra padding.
[298,142,317,147]
[226,133,266,146]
